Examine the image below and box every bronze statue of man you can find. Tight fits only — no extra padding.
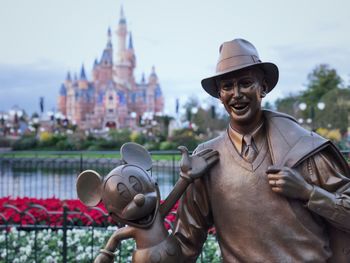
[173,39,350,262]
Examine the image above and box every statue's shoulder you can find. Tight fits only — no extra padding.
[263,109,298,125]
[263,109,315,140]
[195,133,225,152]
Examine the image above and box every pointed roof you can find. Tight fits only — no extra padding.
[80,65,87,80]
[106,27,112,49]
[150,65,157,77]
[60,83,67,96]
[100,48,113,65]
[93,58,99,69]
[66,71,72,81]
[128,32,134,49]
[119,5,126,24]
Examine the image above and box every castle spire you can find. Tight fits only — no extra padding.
[66,71,72,81]
[128,32,134,49]
[80,64,87,80]
[151,65,157,76]
[93,58,99,69]
[119,5,126,24]
[116,5,127,63]
[106,27,112,49]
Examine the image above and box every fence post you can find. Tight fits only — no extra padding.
[63,202,68,263]
[5,221,9,263]
[80,153,83,173]
[172,154,176,186]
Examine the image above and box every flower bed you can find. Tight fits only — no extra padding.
[0,197,178,228]
[0,197,220,262]
[0,227,221,263]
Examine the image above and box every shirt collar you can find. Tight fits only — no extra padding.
[227,121,265,154]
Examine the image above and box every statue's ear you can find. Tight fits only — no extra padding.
[121,142,152,171]
[76,170,102,206]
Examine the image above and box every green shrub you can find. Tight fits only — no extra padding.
[12,135,38,150]
[159,141,176,150]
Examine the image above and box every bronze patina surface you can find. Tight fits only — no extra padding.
[76,142,218,263]
[174,39,350,262]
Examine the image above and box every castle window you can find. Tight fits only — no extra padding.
[108,109,114,113]
[109,95,113,101]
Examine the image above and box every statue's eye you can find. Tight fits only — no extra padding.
[117,183,131,200]
[129,176,142,192]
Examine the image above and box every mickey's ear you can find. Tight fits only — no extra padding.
[76,170,102,206]
[121,142,152,171]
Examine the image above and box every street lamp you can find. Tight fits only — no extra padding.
[298,102,326,131]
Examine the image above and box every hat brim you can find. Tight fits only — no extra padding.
[201,62,279,98]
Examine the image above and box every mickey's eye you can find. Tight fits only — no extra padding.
[117,183,131,200]
[129,176,142,192]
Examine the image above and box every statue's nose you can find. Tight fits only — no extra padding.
[134,193,145,206]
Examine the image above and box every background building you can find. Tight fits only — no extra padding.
[57,7,164,130]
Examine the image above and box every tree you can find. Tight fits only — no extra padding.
[301,64,343,106]
[274,64,349,133]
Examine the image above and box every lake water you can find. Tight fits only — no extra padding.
[0,160,179,200]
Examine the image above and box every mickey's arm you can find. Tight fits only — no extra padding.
[94,226,135,263]
[159,146,219,217]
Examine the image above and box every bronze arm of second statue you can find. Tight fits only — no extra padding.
[76,142,219,263]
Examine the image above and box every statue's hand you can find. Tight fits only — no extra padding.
[94,250,115,263]
[266,166,314,201]
[178,146,219,180]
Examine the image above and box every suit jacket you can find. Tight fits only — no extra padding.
[174,110,350,262]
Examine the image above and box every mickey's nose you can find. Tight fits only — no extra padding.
[134,193,145,206]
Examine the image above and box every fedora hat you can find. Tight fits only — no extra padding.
[201,39,279,98]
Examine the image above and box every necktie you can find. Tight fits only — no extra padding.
[242,134,257,162]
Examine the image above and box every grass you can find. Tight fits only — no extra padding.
[0,151,182,161]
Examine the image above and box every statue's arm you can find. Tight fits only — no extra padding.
[159,175,192,217]
[173,177,213,262]
[94,226,134,263]
[305,151,350,231]
[159,147,219,217]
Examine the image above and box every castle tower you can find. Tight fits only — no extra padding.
[57,6,164,130]
[93,28,114,88]
[78,65,88,89]
[114,6,135,85]
[116,6,127,62]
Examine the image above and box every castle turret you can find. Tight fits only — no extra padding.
[116,6,127,63]
[79,64,88,89]
[113,6,136,84]
[126,32,136,68]
[148,66,158,85]
[58,83,67,115]
[94,28,114,86]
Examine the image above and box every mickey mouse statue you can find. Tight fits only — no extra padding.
[76,142,219,263]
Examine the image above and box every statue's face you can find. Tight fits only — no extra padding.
[218,68,267,133]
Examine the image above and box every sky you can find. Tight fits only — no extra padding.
[0,0,349,117]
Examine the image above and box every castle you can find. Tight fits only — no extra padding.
[57,7,164,130]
